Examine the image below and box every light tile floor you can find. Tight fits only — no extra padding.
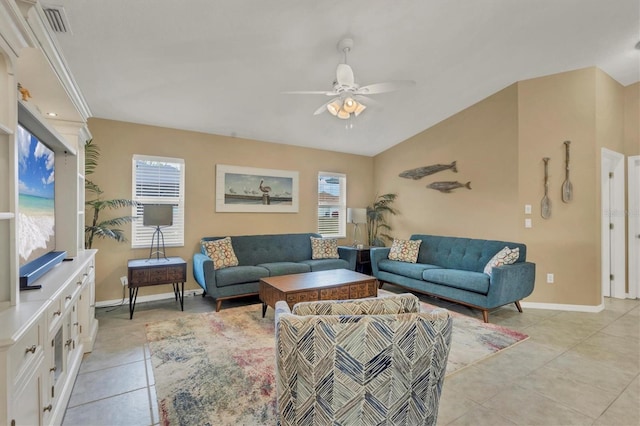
[63,290,639,426]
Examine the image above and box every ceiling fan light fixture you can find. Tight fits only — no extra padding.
[337,109,350,120]
[343,97,357,113]
[327,101,341,116]
[354,103,366,117]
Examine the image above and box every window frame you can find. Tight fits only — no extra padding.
[317,172,347,238]
[131,154,185,249]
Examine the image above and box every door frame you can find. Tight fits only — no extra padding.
[601,148,626,299]
[628,156,639,299]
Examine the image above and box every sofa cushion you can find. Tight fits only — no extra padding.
[215,265,270,287]
[379,259,442,280]
[258,262,310,276]
[483,246,520,276]
[310,237,339,259]
[201,237,239,270]
[299,259,350,272]
[422,269,490,295]
[388,238,422,263]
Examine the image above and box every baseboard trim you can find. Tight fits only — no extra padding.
[520,301,604,313]
[96,288,204,308]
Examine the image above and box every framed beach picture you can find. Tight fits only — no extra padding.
[215,165,299,213]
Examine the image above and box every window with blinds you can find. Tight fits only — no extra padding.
[317,172,346,238]
[131,155,185,248]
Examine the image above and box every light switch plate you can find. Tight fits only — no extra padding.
[524,204,532,214]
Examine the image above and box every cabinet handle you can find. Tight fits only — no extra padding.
[53,310,61,316]
[65,339,72,348]
[50,366,57,372]
[25,345,36,354]
[43,404,52,412]
[66,295,72,301]
[77,281,82,286]
[73,322,79,326]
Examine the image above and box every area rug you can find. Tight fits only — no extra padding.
[146,298,528,426]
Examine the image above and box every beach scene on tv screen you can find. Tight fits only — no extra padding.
[17,124,56,266]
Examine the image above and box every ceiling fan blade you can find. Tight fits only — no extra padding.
[313,97,339,115]
[282,90,337,96]
[356,80,416,95]
[354,95,382,107]
[336,64,355,86]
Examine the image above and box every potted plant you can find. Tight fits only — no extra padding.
[366,193,398,246]
[84,139,138,249]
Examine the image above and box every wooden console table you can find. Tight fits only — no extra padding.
[127,257,187,319]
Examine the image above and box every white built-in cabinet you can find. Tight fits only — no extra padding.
[0,1,97,424]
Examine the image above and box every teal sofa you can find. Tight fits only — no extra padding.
[193,233,357,311]
[371,234,535,322]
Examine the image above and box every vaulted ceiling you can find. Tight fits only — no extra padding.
[51,0,639,156]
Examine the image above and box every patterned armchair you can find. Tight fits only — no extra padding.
[275,293,453,426]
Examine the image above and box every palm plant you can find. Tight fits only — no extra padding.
[84,139,138,249]
[366,193,398,247]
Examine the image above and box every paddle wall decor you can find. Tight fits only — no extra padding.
[541,157,551,219]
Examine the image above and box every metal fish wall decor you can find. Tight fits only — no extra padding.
[399,161,457,180]
[427,181,472,193]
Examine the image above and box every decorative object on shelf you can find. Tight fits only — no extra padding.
[427,181,471,193]
[283,38,415,122]
[399,161,457,180]
[541,157,551,219]
[215,164,299,213]
[366,193,398,247]
[17,83,31,101]
[562,140,573,203]
[84,139,138,249]
[347,207,367,247]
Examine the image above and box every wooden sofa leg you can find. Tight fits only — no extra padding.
[378,281,384,289]
[514,300,523,313]
[202,290,207,297]
[482,310,489,323]
[215,300,222,312]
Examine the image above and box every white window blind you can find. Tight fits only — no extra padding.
[317,172,346,238]
[131,155,185,248]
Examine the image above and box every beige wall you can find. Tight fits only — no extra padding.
[624,82,640,156]
[87,118,374,302]
[373,84,520,241]
[373,67,630,306]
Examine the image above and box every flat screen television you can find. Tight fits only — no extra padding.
[17,123,65,289]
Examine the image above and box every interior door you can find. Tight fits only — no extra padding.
[629,156,640,299]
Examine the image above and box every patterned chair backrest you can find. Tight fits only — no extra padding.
[276,299,452,426]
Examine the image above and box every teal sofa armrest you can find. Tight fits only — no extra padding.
[487,261,536,307]
[337,246,358,270]
[370,247,391,277]
[193,253,216,291]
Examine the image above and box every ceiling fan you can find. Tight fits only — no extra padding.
[284,38,416,120]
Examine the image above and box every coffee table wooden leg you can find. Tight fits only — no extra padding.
[262,302,267,318]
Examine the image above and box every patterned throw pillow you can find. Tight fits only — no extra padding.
[483,246,520,276]
[201,237,239,270]
[310,237,339,259]
[388,238,422,263]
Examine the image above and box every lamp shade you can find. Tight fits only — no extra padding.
[347,207,367,224]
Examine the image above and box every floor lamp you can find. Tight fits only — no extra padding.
[347,208,367,248]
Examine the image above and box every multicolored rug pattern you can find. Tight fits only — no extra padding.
[146,298,528,425]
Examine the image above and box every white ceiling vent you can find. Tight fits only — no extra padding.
[42,5,72,34]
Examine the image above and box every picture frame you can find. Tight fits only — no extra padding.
[216,164,299,213]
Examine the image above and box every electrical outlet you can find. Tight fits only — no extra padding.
[525,218,532,228]
[120,276,128,286]
[546,273,554,284]
[524,204,532,214]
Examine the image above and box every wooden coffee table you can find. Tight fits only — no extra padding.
[259,269,378,317]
